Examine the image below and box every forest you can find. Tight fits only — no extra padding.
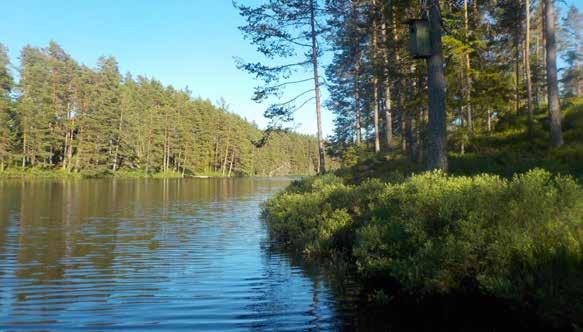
[0,42,320,177]
[235,0,581,170]
[247,0,583,329]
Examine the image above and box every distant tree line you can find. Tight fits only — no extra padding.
[0,42,320,176]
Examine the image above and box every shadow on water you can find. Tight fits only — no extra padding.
[264,241,575,332]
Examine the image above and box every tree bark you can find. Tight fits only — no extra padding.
[353,1,362,145]
[373,78,381,152]
[463,0,473,133]
[426,0,448,171]
[354,66,362,144]
[371,0,381,153]
[525,0,534,136]
[543,0,563,148]
[382,5,392,149]
[228,150,235,177]
[112,103,124,172]
[310,0,326,173]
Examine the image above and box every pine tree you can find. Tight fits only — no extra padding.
[559,5,583,97]
[234,0,327,173]
[0,44,14,171]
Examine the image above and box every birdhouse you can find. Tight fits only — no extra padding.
[407,19,432,59]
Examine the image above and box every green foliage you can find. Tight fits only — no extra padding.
[263,170,583,326]
[0,167,83,179]
[0,42,319,177]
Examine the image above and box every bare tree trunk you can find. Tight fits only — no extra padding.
[112,105,124,172]
[373,79,381,153]
[463,0,473,133]
[355,68,362,144]
[487,108,492,133]
[535,6,542,111]
[400,115,407,155]
[515,45,521,115]
[181,147,187,177]
[353,1,362,145]
[222,141,230,176]
[525,0,534,136]
[371,0,381,153]
[405,111,415,161]
[310,0,326,173]
[392,7,404,155]
[382,8,392,149]
[228,150,235,177]
[426,0,448,171]
[543,0,563,148]
[22,126,27,168]
[406,64,417,161]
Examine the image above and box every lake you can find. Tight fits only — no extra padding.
[0,178,368,331]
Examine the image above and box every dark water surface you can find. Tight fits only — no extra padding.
[0,178,362,331]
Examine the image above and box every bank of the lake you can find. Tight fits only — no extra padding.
[0,168,313,180]
[261,102,583,330]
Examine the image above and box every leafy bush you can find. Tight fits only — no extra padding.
[263,169,583,326]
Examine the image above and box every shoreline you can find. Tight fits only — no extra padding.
[0,169,312,180]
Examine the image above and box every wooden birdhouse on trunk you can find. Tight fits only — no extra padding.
[407,19,432,59]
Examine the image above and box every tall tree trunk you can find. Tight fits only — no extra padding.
[543,0,563,148]
[535,6,542,111]
[373,79,381,152]
[515,43,521,115]
[426,0,448,171]
[406,64,417,161]
[355,61,362,144]
[400,115,407,155]
[382,7,392,149]
[310,0,326,173]
[352,1,362,145]
[392,6,404,154]
[371,0,381,153]
[112,105,124,172]
[405,111,415,161]
[463,0,473,133]
[222,140,230,176]
[228,150,235,177]
[487,108,492,133]
[525,0,534,136]
[21,128,27,168]
[541,4,548,106]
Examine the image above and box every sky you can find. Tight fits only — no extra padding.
[0,0,334,136]
[1,0,581,137]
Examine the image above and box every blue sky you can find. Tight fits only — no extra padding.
[1,0,333,136]
[1,0,581,137]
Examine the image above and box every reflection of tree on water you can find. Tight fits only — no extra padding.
[2,177,365,330]
[254,243,361,331]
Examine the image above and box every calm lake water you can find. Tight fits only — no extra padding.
[0,178,372,331]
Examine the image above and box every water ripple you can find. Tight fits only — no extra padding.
[0,178,349,331]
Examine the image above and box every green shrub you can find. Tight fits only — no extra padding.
[263,169,583,326]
